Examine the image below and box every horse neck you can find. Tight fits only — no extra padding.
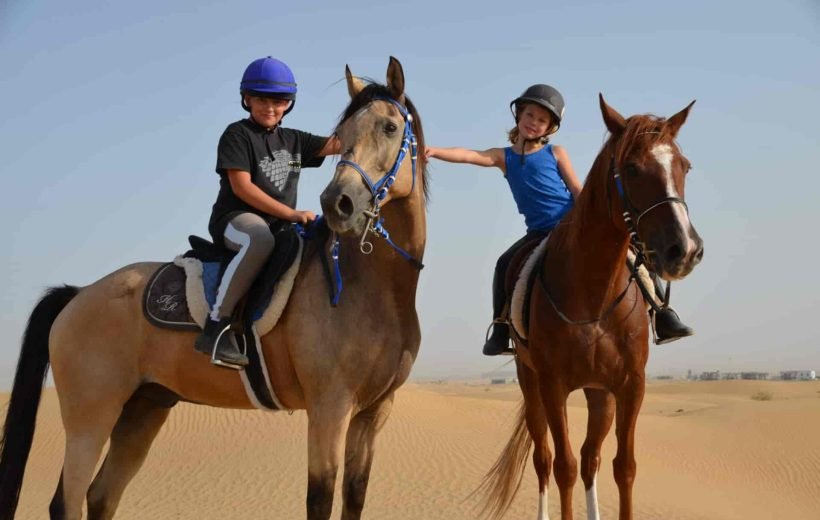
[550,150,631,312]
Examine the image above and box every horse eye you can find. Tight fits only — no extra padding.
[624,164,640,178]
[384,122,398,134]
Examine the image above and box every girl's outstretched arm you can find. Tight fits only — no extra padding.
[426,146,505,172]
[552,145,583,199]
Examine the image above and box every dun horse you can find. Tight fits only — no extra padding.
[481,96,703,520]
[0,57,427,520]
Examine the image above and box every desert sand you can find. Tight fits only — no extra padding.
[6,379,820,519]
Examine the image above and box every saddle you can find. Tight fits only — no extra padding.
[141,225,304,411]
[143,225,302,335]
[503,234,551,345]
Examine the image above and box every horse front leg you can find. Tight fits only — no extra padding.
[539,379,576,520]
[517,362,552,520]
[306,401,353,520]
[613,376,645,520]
[341,394,394,520]
[581,388,615,520]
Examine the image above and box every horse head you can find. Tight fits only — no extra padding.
[599,94,704,280]
[320,57,425,237]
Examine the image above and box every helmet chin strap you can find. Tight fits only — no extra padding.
[516,131,549,164]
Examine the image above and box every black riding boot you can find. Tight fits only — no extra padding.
[654,308,694,344]
[651,275,694,344]
[483,322,513,356]
[194,317,249,368]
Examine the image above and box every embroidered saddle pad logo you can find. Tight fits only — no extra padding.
[259,151,301,190]
[143,264,199,330]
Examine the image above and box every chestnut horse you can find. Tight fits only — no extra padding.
[480,96,703,520]
[0,57,427,520]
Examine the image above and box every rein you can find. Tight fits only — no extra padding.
[324,96,423,306]
[538,249,636,326]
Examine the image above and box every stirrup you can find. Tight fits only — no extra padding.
[209,326,248,371]
[484,320,515,356]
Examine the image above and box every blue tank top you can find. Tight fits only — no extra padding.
[505,144,574,232]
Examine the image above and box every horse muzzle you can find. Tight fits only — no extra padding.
[319,174,373,236]
[646,225,704,280]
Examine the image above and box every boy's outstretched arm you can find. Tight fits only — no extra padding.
[318,135,341,157]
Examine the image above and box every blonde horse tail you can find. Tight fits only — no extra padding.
[0,285,79,519]
[472,400,532,520]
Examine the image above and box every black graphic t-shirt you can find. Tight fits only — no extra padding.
[208,118,328,238]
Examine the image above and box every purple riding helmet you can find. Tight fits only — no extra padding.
[240,57,298,114]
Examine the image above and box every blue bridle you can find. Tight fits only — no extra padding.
[328,96,423,306]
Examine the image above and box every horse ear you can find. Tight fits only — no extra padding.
[386,56,406,104]
[667,100,696,137]
[346,65,365,99]
[599,93,626,135]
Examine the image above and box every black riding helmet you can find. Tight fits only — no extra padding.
[510,84,566,133]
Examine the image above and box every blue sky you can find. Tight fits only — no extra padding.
[1,0,818,386]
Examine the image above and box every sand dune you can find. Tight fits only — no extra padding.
[5,380,820,519]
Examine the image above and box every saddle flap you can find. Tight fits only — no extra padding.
[504,237,545,294]
[508,235,551,342]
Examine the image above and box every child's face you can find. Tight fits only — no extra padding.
[246,95,291,129]
[517,103,554,140]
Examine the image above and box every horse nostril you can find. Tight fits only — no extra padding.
[664,243,684,265]
[695,244,704,263]
[336,194,354,219]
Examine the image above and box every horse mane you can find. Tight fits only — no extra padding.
[336,82,430,203]
[555,113,677,251]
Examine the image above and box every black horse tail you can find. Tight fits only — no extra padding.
[0,285,79,519]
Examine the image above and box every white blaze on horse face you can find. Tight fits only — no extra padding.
[585,477,601,520]
[537,491,549,520]
[651,143,695,248]
[651,143,677,198]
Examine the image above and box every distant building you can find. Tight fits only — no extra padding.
[722,372,740,380]
[741,372,769,380]
[780,370,816,381]
[699,371,720,381]
[491,378,517,385]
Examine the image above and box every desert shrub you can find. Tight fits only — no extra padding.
[751,391,773,401]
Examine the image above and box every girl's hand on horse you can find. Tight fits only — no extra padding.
[291,210,317,225]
